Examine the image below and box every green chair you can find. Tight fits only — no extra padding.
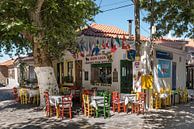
[96,90,105,96]
[95,92,111,118]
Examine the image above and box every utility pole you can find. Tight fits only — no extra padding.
[134,0,140,60]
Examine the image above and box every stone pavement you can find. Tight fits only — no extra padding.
[0,87,194,129]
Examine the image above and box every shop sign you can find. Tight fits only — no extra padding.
[158,60,171,78]
[156,50,173,60]
[85,55,110,64]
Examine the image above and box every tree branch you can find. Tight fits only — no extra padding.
[30,0,44,27]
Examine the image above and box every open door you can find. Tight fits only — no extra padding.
[75,60,82,87]
[120,60,133,93]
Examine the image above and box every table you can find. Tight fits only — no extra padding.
[90,96,104,109]
[49,95,72,118]
[120,94,136,105]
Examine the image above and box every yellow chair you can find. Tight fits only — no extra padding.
[165,89,171,106]
[19,88,28,104]
[153,92,161,109]
[182,88,188,103]
[33,94,40,105]
[82,94,94,117]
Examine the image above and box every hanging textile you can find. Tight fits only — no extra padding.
[115,35,121,47]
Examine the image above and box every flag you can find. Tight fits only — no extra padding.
[111,44,117,53]
[122,35,128,49]
[105,39,109,49]
[115,35,121,47]
[92,44,100,56]
[111,38,114,48]
[102,40,105,49]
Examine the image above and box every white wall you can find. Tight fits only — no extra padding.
[153,44,186,92]
[7,67,18,88]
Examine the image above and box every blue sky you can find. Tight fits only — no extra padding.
[0,0,150,62]
[94,0,150,36]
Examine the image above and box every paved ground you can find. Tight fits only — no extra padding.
[0,87,194,129]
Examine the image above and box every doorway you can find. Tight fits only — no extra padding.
[75,60,82,87]
[120,60,133,93]
[172,62,176,90]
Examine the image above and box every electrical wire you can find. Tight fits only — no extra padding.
[102,3,134,13]
[101,0,129,7]
[99,0,103,7]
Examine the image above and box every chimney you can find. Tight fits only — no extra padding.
[127,19,133,37]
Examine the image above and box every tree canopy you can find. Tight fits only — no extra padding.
[141,0,194,38]
[0,0,99,59]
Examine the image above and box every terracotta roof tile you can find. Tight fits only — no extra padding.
[0,59,15,66]
[81,23,148,41]
[186,39,194,47]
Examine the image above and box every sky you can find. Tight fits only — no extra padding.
[0,0,150,63]
[94,0,150,36]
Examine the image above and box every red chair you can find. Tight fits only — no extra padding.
[44,91,55,117]
[132,92,146,114]
[112,91,126,113]
[60,94,73,119]
[12,87,19,102]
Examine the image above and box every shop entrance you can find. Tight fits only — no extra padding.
[57,62,64,84]
[120,60,133,93]
[75,60,82,87]
[172,62,176,90]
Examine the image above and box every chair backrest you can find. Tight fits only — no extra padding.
[12,87,17,93]
[19,88,27,96]
[82,94,90,105]
[137,92,146,103]
[62,94,73,108]
[44,91,50,106]
[112,91,120,102]
[83,89,92,95]
[104,92,111,107]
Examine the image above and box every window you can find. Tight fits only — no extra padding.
[64,61,73,83]
[91,63,112,84]
[29,66,36,81]
[85,71,88,81]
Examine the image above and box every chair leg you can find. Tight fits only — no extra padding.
[124,105,126,112]
[118,104,120,113]
[69,107,72,119]
[104,108,106,119]
[96,110,99,117]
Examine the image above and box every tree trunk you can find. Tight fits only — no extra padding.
[29,0,59,107]
[33,36,59,107]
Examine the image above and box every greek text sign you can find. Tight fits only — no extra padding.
[85,55,110,64]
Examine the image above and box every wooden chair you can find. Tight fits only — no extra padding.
[95,92,111,118]
[33,93,40,106]
[182,88,188,103]
[153,92,161,109]
[44,91,55,117]
[19,88,28,104]
[132,92,146,114]
[60,94,73,119]
[112,91,126,113]
[165,89,171,106]
[82,94,94,117]
[12,87,19,102]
